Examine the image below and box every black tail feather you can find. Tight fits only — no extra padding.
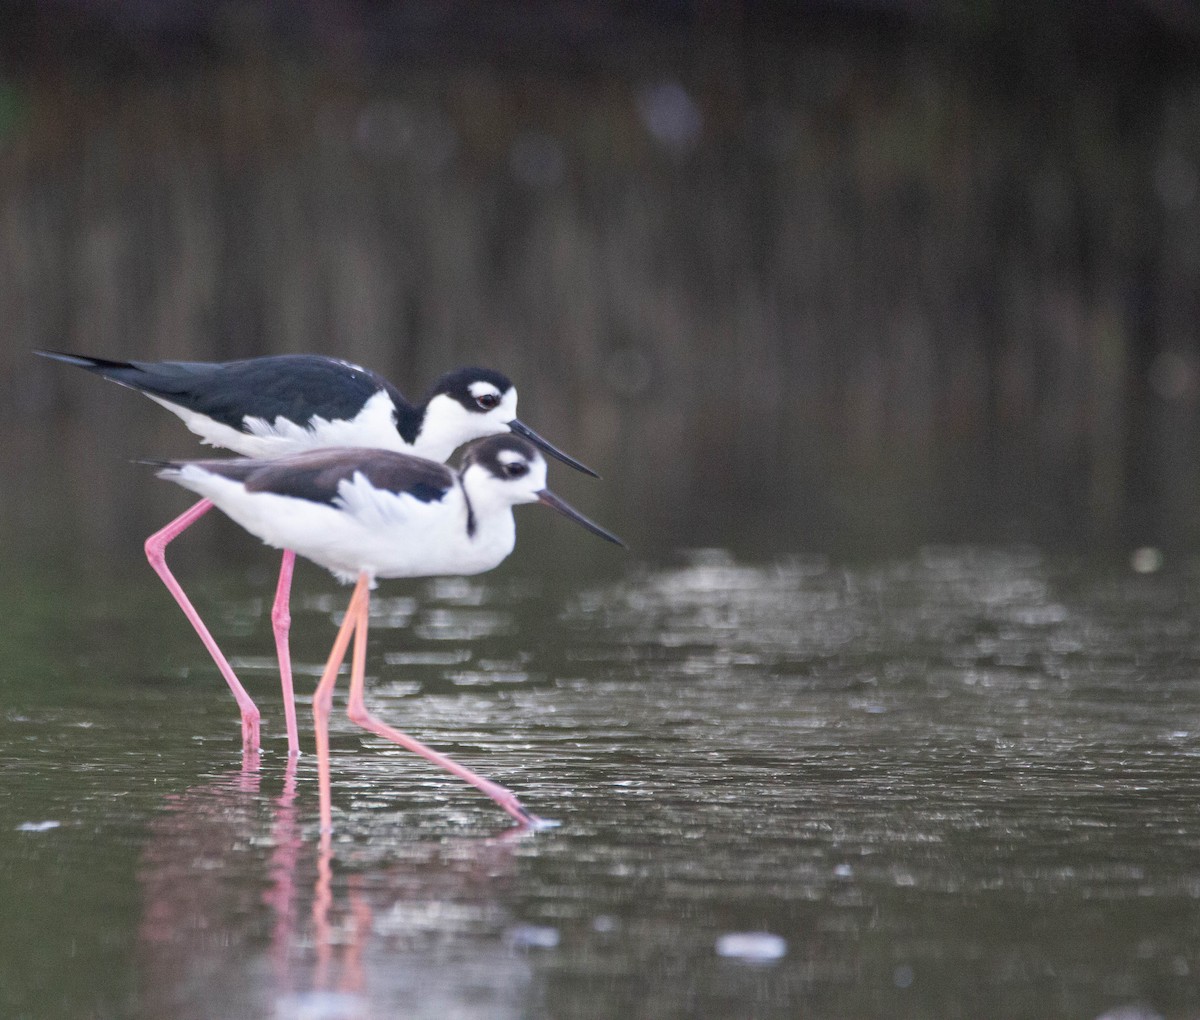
[34,349,146,387]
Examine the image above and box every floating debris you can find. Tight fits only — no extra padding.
[17,821,61,833]
[715,931,787,963]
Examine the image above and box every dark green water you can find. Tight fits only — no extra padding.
[3,546,1200,1019]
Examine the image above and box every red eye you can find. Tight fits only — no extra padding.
[476,393,500,411]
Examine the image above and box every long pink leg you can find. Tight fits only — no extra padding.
[313,573,371,835]
[145,499,261,751]
[344,582,546,828]
[271,550,301,757]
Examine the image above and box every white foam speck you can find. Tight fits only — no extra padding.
[17,821,61,832]
[715,931,787,963]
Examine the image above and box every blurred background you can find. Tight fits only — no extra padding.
[3,0,1200,562]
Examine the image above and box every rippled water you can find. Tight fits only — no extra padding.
[3,547,1200,1018]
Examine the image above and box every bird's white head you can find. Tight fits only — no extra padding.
[459,436,625,547]
[416,368,519,462]
[459,435,548,510]
[420,367,600,476]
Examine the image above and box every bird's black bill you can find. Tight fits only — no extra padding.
[508,419,600,478]
[536,490,626,547]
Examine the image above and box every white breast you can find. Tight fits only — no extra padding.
[172,467,519,585]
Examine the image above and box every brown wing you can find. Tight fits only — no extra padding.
[179,448,454,507]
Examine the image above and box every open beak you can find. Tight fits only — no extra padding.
[509,419,600,478]
[536,490,626,548]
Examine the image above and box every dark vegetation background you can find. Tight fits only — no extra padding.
[3,1,1200,561]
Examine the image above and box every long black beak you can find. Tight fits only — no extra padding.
[536,490,626,547]
[509,419,600,478]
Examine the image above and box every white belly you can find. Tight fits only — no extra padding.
[175,468,518,584]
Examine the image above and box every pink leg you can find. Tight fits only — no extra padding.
[271,550,301,757]
[344,585,546,829]
[145,499,261,751]
[313,574,371,835]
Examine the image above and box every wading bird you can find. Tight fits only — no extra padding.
[37,351,596,754]
[152,435,623,830]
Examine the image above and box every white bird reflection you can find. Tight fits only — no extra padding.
[136,753,542,1019]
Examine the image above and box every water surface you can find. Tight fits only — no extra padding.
[2,547,1199,1018]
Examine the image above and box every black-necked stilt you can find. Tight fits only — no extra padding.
[152,435,624,830]
[37,350,597,756]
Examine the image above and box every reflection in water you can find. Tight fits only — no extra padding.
[137,757,537,1019]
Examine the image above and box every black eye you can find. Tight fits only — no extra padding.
[475,393,500,411]
[503,460,529,478]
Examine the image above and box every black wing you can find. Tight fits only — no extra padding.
[36,350,417,436]
[168,448,455,508]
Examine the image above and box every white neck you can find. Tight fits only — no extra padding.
[413,392,516,463]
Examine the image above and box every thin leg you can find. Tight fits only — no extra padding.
[271,550,301,757]
[344,595,546,828]
[145,499,261,751]
[313,573,371,835]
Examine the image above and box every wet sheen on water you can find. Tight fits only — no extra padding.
[2,548,1200,1018]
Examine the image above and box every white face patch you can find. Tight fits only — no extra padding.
[468,381,503,403]
[497,388,518,422]
[497,450,528,470]
[417,393,509,461]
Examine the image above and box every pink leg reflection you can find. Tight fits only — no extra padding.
[343,876,372,993]
[264,756,301,995]
[313,832,335,990]
[139,754,532,1014]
